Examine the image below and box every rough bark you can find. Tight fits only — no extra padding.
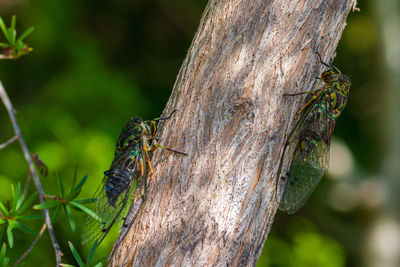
[110,0,353,266]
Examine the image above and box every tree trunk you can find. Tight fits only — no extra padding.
[110,0,353,265]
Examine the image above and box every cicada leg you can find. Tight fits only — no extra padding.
[142,142,154,179]
[285,89,324,119]
[326,93,337,144]
[153,109,178,121]
[152,143,187,156]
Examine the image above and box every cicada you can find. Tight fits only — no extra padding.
[278,52,351,214]
[82,110,186,245]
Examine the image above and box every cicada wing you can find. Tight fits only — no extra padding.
[279,137,329,214]
[81,150,141,245]
[279,96,332,214]
[112,194,145,249]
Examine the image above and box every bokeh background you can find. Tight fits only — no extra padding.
[0,0,398,266]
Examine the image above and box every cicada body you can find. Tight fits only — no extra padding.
[279,53,351,214]
[82,111,186,245]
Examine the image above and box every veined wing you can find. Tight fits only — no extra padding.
[279,94,332,214]
[279,136,330,214]
[82,141,144,245]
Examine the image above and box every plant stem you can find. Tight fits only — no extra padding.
[0,135,17,149]
[13,223,47,267]
[0,81,63,265]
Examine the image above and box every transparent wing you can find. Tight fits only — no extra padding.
[279,137,329,214]
[81,143,144,245]
[279,94,332,214]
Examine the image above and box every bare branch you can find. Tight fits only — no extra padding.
[0,54,16,60]
[0,81,63,265]
[352,0,360,12]
[0,135,17,149]
[13,223,47,267]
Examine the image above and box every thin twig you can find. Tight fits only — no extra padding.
[13,223,47,267]
[0,81,63,265]
[44,194,63,201]
[0,135,18,149]
[352,0,360,12]
[0,54,16,60]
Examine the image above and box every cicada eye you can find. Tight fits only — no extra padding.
[104,170,110,176]
[338,76,346,83]
[150,122,157,137]
[133,117,141,124]
[321,70,333,81]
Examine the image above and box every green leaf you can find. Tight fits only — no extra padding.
[0,202,9,216]
[86,240,98,265]
[0,17,11,43]
[64,205,76,232]
[6,221,14,248]
[10,16,15,33]
[69,201,100,221]
[9,16,16,44]
[16,26,34,42]
[68,241,84,267]
[74,198,97,204]
[67,189,81,202]
[73,175,88,193]
[10,184,16,213]
[14,221,37,235]
[57,173,65,198]
[93,263,103,267]
[0,243,9,267]
[33,201,60,210]
[59,264,76,267]
[16,192,38,215]
[10,183,22,213]
[0,42,10,48]
[0,219,6,224]
[15,215,42,221]
[67,175,88,201]
[10,29,16,45]
[51,206,61,224]
[15,186,24,212]
[0,243,6,263]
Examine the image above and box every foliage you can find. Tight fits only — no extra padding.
[0,184,40,248]
[60,241,105,267]
[0,15,34,59]
[0,243,9,267]
[257,221,346,267]
[33,174,98,232]
[0,15,104,266]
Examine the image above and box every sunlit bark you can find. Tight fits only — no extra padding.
[110,0,353,265]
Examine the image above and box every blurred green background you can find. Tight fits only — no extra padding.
[0,0,399,266]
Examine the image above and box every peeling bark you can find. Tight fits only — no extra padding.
[110,0,353,266]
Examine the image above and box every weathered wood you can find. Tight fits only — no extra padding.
[110,0,353,265]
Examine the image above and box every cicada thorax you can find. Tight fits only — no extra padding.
[115,117,143,154]
[319,61,351,120]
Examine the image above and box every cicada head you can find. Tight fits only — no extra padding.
[338,74,351,90]
[316,52,347,85]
